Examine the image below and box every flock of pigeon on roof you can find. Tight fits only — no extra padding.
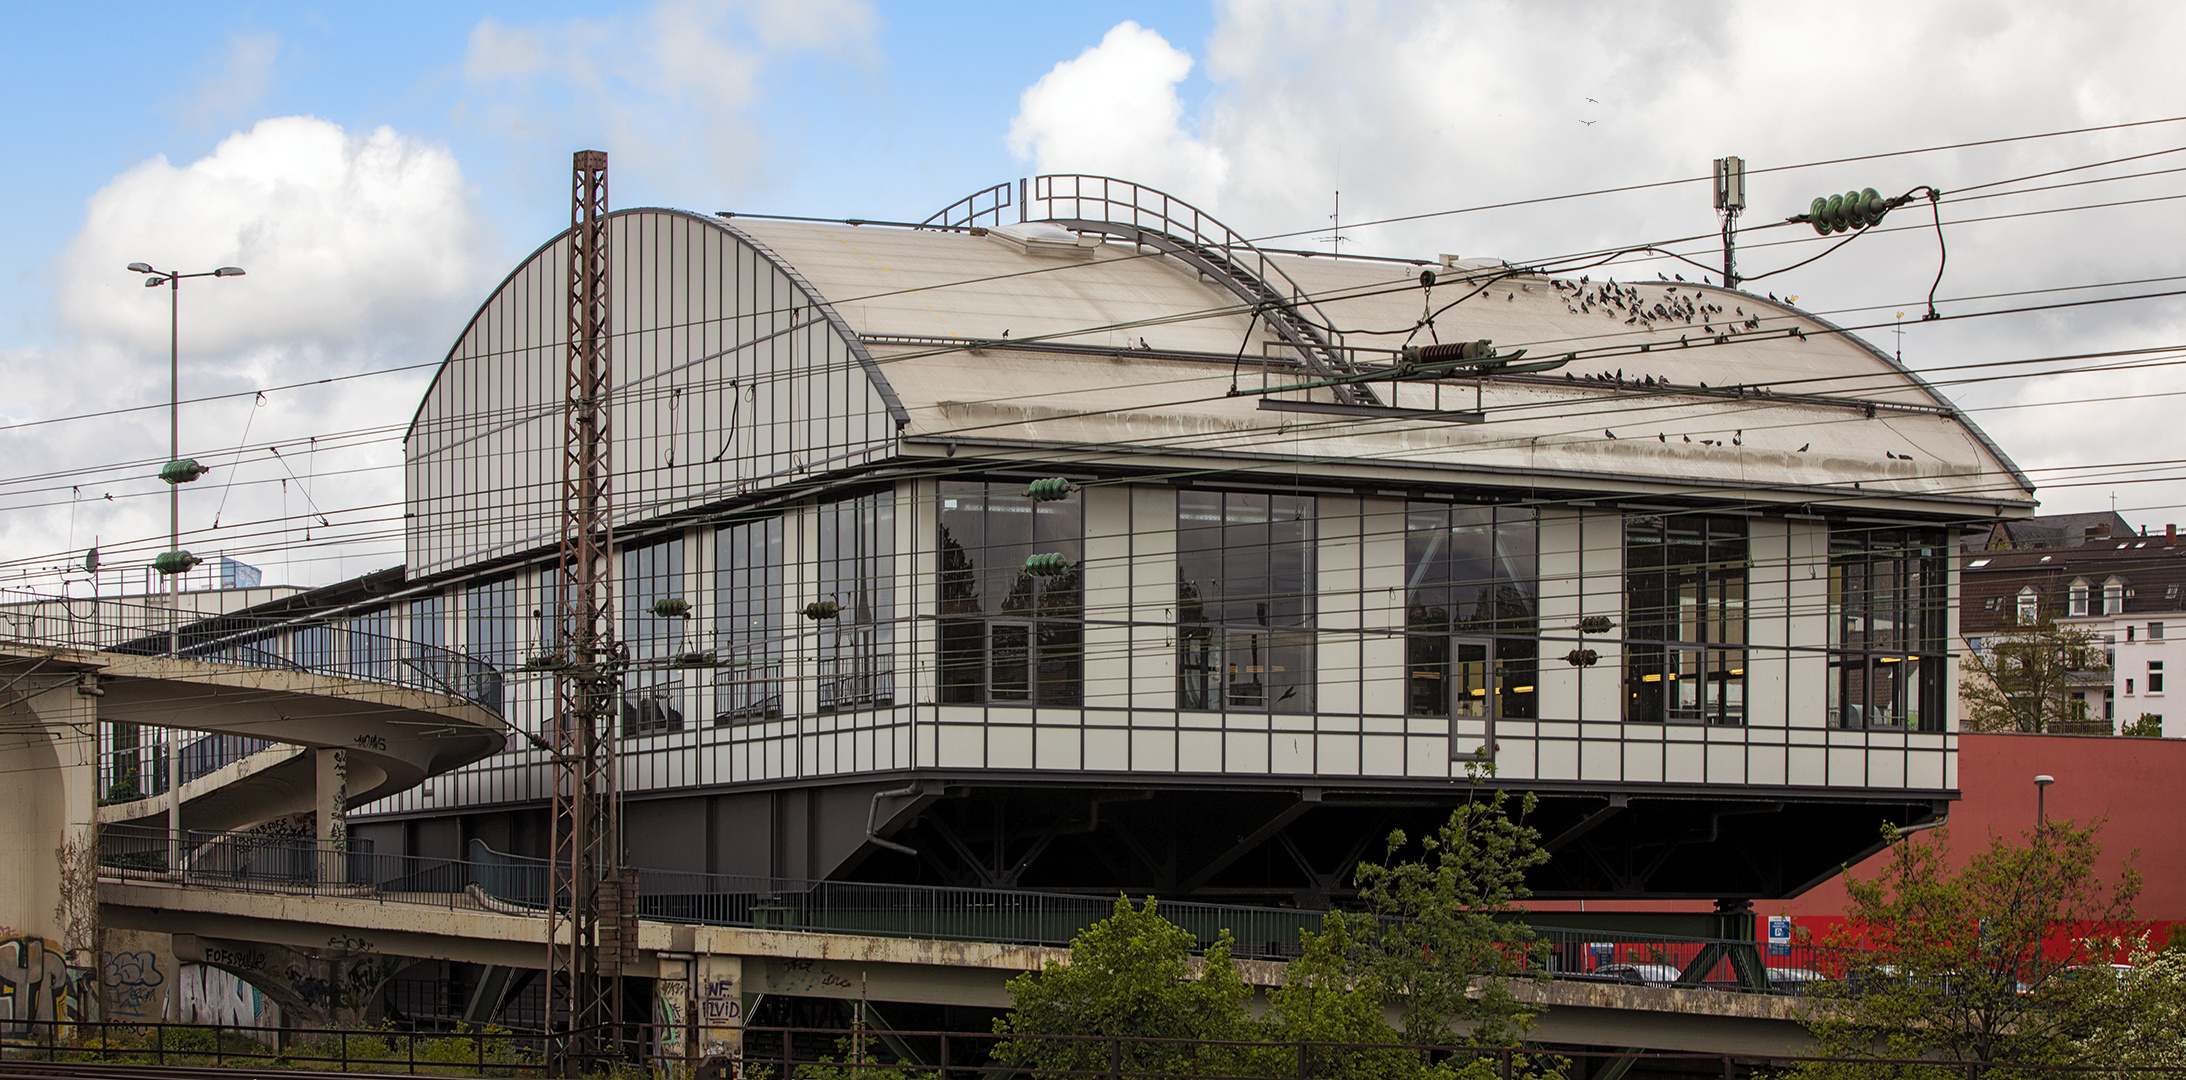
[1550,275,1767,335]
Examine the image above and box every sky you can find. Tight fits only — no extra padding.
[6,0,2186,592]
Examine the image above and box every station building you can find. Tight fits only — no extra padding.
[240,175,2031,905]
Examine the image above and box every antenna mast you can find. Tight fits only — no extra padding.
[548,148,628,1076]
[1714,156,1746,288]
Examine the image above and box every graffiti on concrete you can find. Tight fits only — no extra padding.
[696,956,743,1059]
[102,951,166,1021]
[1,936,94,1028]
[176,963,275,1028]
[654,977,689,1062]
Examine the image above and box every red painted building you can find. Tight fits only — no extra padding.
[1535,732,2186,943]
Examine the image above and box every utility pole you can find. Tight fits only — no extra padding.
[1713,156,1745,288]
[548,149,627,1076]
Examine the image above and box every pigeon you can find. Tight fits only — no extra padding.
[1798,443,1810,452]
[1565,372,1576,381]
[1732,437,1742,446]
[1658,433,1667,442]
[1003,329,1011,336]
[1508,292,1516,301]
[1580,120,1597,127]
[1587,97,1599,103]
[1675,274,1685,282]
[1605,430,1618,439]
[1684,435,1692,443]
[1140,337,1151,349]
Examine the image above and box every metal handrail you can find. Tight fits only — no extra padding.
[925,175,1382,405]
[0,590,503,711]
[98,824,1852,990]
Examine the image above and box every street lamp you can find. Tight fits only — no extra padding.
[125,262,245,653]
[2034,774,2056,829]
[127,261,243,874]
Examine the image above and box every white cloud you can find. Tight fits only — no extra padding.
[1007,21,1227,205]
[1,117,494,589]
[1005,2,2186,520]
[456,0,881,196]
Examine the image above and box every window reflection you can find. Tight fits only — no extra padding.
[1178,491,1316,714]
[1403,503,1539,719]
[937,481,1085,707]
[1827,528,1946,731]
[1625,515,1747,724]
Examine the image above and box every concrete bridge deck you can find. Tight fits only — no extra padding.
[100,875,1814,1057]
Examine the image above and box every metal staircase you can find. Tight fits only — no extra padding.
[925,175,1382,406]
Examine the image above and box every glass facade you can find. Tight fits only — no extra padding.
[816,490,895,712]
[1177,491,1316,714]
[1403,503,1539,720]
[464,577,521,714]
[621,538,688,736]
[937,480,1084,707]
[1827,528,1948,731]
[1624,514,1748,725]
[715,516,785,724]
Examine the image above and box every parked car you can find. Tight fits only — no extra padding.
[1764,967,1829,994]
[1594,963,1684,987]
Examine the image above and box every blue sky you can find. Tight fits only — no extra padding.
[8,1,2186,586]
[4,1,1215,344]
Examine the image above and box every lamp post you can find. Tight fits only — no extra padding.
[125,261,244,868]
[126,262,244,650]
[2035,773,2056,829]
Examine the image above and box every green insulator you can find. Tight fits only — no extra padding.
[650,597,692,618]
[1024,477,1077,502]
[1824,193,1847,233]
[152,551,200,576]
[1860,187,1887,225]
[1809,196,1831,235]
[1024,552,1070,577]
[802,600,841,620]
[159,459,209,485]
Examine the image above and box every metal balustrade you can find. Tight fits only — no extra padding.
[99,824,1848,992]
[926,175,1383,406]
[0,590,503,711]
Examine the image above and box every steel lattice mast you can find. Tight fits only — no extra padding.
[548,148,625,1076]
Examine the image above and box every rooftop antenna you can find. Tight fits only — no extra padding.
[1713,156,1746,288]
[1319,191,1350,258]
[1894,312,1905,362]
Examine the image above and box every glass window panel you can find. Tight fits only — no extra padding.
[936,480,1082,705]
[1408,635,1450,717]
[1177,492,1317,713]
[716,516,783,724]
[1827,527,1948,730]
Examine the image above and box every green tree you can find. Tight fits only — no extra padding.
[2074,940,2186,1075]
[993,897,1260,1078]
[1795,818,2142,1076]
[1961,618,2110,733]
[2119,712,2162,738]
[1342,774,1550,1048]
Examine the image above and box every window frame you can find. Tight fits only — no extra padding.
[1176,490,1317,715]
[1623,513,1750,726]
[1826,527,1949,732]
[714,515,786,726]
[1399,502,1540,725]
[936,479,1085,708]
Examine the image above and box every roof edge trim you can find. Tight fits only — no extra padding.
[706,214,912,430]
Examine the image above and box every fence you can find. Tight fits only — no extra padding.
[8,1018,2185,1079]
[0,591,502,711]
[101,824,1842,993]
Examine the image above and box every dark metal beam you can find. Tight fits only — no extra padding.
[1175,789,1321,894]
